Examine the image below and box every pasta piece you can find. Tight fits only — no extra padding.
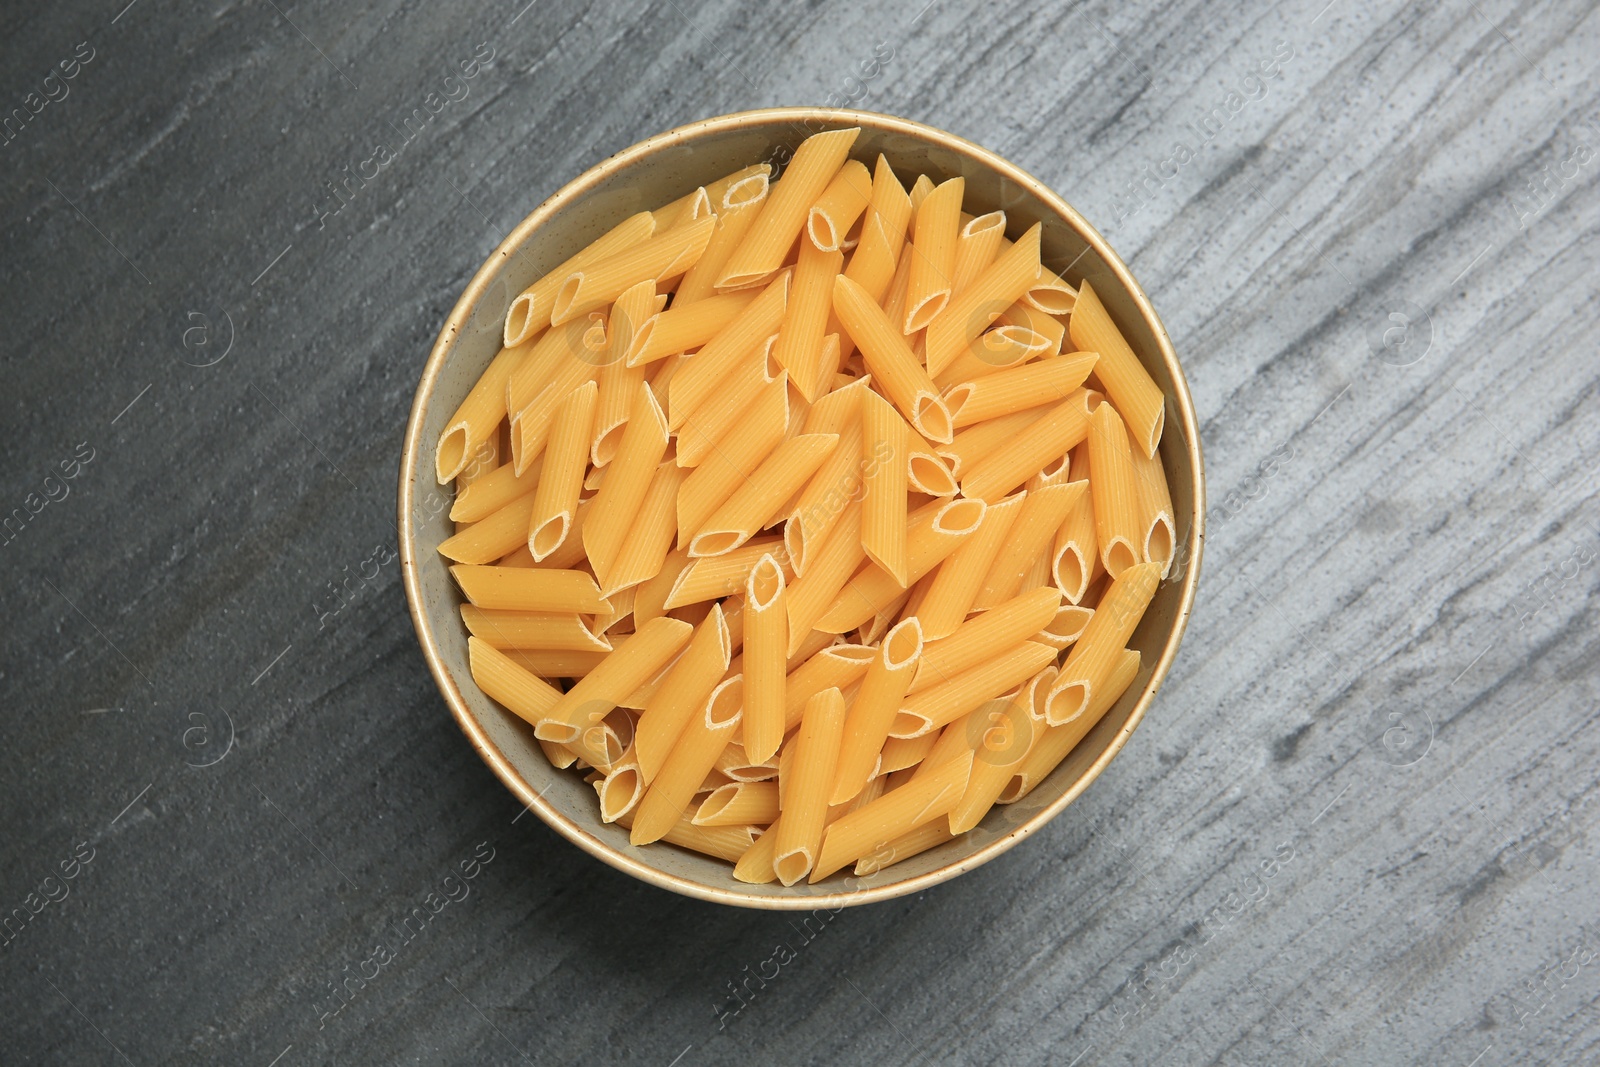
[907,173,935,213]
[959,389,1094,503]
[540,737,579,769]
[508,325,608,474]
[830,618,923,805]
[774,239,844,402]
[934,325,1051,387]
[892,640,1057,738]
[1045,561,1161,724]
[1069,280,1165,456]
[860,390,910,585]
[651,186,712,235]
[550,214,715,325]
[1023,263,1077,315]
[674,341,778,467]
[915,492,1025,640]
[628,290,759,366]
[536,498,591,570]
[667,271,789,429]
[665,537,789,608]
[596,761,643,822]
[904,176,963,332]
[806,159,872,252]
[583,382,669,587]
[996,301,1066,356]
[460,605,611,652]
[633,605,731,781]
[438,490,537,564]
[504,210,654,346]
[924,223,1040,377]
[816,498,986,634]
[837,155,913,355]
[467,637,562,727]
[949,211,1005,295]
[974,481,1085,609]
[450,456,542,523]
[1131,440,1176,577]
[675,181,770,305]
[688,434,838,557]
[634,546,690,626]
[810,751,972,881]
[536,616,692,742]
[693,782,780,827]
[906,446,958,497]
[676,374,788,544]
[785,501,865,648]
[774,688,848,884]
[948,668,1050,832]
[940,409,1040,479]
[1054,449,1099,602]
[631,675,743,844]
[715,739,779,782]
[833,274,954,443]
[742,554,788,763]
[591,280,657,465]
[604,460,684,596]
[1087,402,1142,580]
[449,564,608,613]
[852,820,956,875]
[500,648,608,678]
[783,643,876,732]
[945,352,1098,427]
[528,379,596,560]
[877,732,937,774]
[1034,604,1094,649]
[436,343,527,483]
[719,127,859,288]
[1001,649,1138,804]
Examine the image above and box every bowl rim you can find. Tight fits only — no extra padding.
[398,106,1205,910]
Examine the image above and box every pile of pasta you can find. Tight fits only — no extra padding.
[434,127,1175,886]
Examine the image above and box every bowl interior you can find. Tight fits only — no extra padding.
[401,110,1201,908]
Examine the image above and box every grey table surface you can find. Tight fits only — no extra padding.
[3,0,1598,1064]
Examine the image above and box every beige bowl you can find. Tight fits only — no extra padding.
[398,108,1204,909]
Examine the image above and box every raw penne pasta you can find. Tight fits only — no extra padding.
[536,615,692,742]
[450,564,609,614]
[860,390,910,586]
[1044,561,1161,724]
[742,554,788,764]
[633,606,731,782]
[1130,439,1176,577]
[665,537,789,608]
[551,214,715,325]
[774,239,844,402]
[1087,402,1142,580]
[688,433,837,557]
[1069,280,1165,457]
[950,211,1005,295]
[438,491,538,564]
[811,751,972,881]
[916,492,1025,640]
[774,688,847,884]
[960,390,1094,503]
[806,158,872,252]
[891,640,1058,738]
[720,128,859,289]
[503,211,656,346]
[1001,649,1139,804]
[904,176,963,332]
[446,146,1179,887]
[604,461,684,596]
[583,382,670,586]
[924,223,1040,377]
[694,782,780,827]
[833,274,954,443]
[830,618,922,805]
[460,605,611,652]
[974,481,1085,609]
[668,271,789,428]
[945,352,1098,427]
[467,637,563,726]
[631,673,743,844]
[528,380,596,560]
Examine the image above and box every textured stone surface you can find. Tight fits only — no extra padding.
[2,0,1598,1064]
